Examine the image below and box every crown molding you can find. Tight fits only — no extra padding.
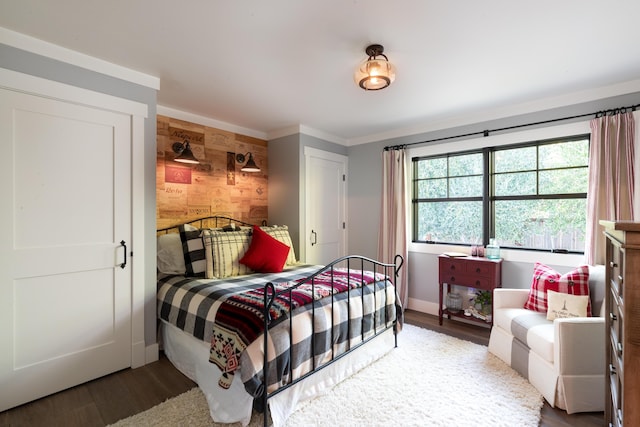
[0,27,160,90]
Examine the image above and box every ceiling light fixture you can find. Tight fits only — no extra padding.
[354,44,396,91]
[235,152,261,172]
[172,140,200,164]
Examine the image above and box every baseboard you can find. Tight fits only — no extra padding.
[145,343,159,364]
[407,298,438,315]
[131,341,158,367]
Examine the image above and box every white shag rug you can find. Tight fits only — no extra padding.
[110,324,543,427]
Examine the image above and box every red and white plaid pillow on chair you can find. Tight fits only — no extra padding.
[523,262,592,316]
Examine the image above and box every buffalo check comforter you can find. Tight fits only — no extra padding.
[157,264,399,399]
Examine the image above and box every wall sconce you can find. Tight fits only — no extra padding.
[354,44,396,91]
[235,152,261,172]
[172,140,199,164]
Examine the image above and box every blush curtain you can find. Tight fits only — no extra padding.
[378,148,408,308]
[585,111,635,265]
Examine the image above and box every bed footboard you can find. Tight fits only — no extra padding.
[260,254,403,426]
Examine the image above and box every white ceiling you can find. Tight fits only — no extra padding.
[2,1,640,145]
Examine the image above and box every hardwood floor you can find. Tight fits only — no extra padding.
[0,310,604,426]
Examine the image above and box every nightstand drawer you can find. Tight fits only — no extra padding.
[439,257,499,280]
[466,263,495,276]
[439,258,467,275]
[441,273,494,290]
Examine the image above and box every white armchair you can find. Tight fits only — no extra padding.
[488,265,606,414]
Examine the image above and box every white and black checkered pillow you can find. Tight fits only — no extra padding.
[179,224,206,277]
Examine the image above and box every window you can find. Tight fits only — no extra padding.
[412,135,589,252]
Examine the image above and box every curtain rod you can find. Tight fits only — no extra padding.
[384,103,640,151]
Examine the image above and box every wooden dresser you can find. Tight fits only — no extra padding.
[601,220,640,427]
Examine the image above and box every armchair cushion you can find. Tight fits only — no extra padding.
[494,305,554,363]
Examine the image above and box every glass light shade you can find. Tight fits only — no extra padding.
[354,58,396,90]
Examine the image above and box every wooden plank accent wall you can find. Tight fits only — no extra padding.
[156,115,268,229]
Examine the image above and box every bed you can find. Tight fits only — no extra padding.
[156,216,403,426]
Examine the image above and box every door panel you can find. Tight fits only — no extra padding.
[305,148,347,265]
[13,108,116,247]
[13,269,116,368]
[0,88,132,411]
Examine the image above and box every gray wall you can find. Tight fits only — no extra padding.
[1,43,159,345]
[268,134,301,255]
[347,92,640,311]
[268,132,347,262]
[346,139,387,258]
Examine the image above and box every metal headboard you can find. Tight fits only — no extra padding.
[156,215,263,235]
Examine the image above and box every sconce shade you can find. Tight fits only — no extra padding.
[354,44,396,91]
[241,153,260,172]
[172,141,199,164]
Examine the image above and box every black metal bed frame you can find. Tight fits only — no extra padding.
[157,216,404,427]
[156,215,259,234]
[260,254,403,427]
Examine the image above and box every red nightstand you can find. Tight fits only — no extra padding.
[438,255,502,327]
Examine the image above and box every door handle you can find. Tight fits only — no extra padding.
[311,230,317,246]
[119,240,127,269]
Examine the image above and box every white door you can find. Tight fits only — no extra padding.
[304,147,347,264]
[0,88,132,411]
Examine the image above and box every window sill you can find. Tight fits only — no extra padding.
[408,242,585,267]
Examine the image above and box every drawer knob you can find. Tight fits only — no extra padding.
[449,265,456,271]
[609,261,618,268]
[475,280,481,286]
[449,276,456,282]
[609,364,616,375]
[475,268,481,273]
[610,312,617,321]
[617,342,623,355]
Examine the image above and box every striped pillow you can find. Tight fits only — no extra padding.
[202,229,253,278]
[262,225,297,266]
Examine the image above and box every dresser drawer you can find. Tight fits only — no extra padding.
[609,292,623,352]
[609,354,623,425]
[610,246,623,295]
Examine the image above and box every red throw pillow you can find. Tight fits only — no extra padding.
[523,262,591,316]
[239,225,291,273]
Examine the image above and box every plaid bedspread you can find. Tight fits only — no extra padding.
[157,264,398,399]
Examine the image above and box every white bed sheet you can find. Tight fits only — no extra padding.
[160,320,395,427]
